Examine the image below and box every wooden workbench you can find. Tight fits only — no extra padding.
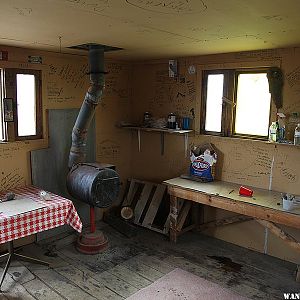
[164,177,300,281]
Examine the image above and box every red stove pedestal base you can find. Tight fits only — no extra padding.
[76,230,108,254]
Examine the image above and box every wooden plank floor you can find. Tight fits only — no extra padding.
[0,223,299,299]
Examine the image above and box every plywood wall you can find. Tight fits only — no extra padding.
[131,47,300,264]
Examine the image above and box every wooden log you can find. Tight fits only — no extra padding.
[256,219,300,252]
[199,215,253,231]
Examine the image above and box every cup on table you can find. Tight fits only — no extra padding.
[282,199,294,211]
[239,186,253,197]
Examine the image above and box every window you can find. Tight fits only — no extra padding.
[201,69,272,139]
[0,68,42,141]
[204,73,224,133]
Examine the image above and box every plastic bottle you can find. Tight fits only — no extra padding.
[278,124,285,141]
[294,123,300,145]
[277,114,286,141]
[269,122,278,142]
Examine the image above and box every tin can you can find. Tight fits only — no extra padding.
[182,117,190,130]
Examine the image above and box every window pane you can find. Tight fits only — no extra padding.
[235,73,271,136]
[17,74,36,136]
[0,70,3,140]
[205,74,224,132]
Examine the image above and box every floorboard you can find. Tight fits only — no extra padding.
[0,222,298,300]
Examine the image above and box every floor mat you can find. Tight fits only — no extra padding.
[126,268,249,300]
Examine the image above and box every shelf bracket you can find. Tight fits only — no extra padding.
[137,129,141,152]
[184,133,189,158]
[160,132,165,155]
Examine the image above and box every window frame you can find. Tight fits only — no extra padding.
[201,67,272,140]
[0,69,5,141]
[3,68,43,141]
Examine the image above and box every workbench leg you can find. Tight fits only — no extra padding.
[296,265,300,283]
[184,133,188,158]
[191,203,203,230]
[170,195,178,243]
[160,132,165,156]
[137,129,141,152]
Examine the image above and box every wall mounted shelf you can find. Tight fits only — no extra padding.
[122,126,193,157]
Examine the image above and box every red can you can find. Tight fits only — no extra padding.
[239,186,253,197]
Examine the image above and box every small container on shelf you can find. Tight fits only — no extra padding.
[167,113,176,129]
[182,117,190,130]
[143,112,152,127]
[269,121,279,142]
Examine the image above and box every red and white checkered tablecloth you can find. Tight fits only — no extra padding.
[0,186,82,244]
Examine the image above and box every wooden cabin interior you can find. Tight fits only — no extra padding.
[0,1,299,299]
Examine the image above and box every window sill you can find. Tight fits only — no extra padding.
[196,133,299,148]
[268,141,300,148]
[0,138,49,150]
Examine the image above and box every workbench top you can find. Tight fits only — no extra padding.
[164,178,300,216]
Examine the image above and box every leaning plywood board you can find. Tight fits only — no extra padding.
[31,109,96,240]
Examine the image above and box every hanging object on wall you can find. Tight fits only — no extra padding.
[169,59,177,77]
[267,67,283,109]
[188,65,196,75]
[0,50,8,61]
[3,98,14,122]
[28,56,42,64]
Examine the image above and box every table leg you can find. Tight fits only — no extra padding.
[170,195,179,243]
[14,253,49,266]
[0,240,50,290]
[191,203,201,230]
[296,265,300,283]
[0,254,12,290]
[0,241,13,290]
[0,253,9,259]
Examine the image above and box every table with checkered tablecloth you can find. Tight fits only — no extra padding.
[0,185,82,244]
